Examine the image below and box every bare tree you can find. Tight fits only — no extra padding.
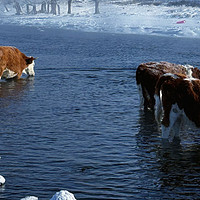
[50,0,57,14]
[57,3,60,15]
[0,0,12,12]
[32,4,37,14]
[4,4,9,12]
[47,0,60,15]
[94,0,100,14]
[67,0,72,14]
[14,0,22,15]
[40,1,47,13]
[26,3,37,14]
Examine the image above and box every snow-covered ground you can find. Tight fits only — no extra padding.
[0,2,200,38]
[0,1,200,38]
[20,190,76,200]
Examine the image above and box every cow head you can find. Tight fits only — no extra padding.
[24,57,36,76]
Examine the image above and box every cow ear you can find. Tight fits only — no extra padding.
[26,57,34,65]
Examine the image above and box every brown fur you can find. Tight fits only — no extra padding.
[155,74,186,127]
[136,61,200,110]
[156,74,200,128]
[0,46,35,79]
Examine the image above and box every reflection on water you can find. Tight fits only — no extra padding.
[0,77,35,136]
[137,109,160,142]
[137,109,200,199]
[158,144,200,192]
[0,77,34,108]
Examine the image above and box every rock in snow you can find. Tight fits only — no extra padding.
[21,197,38,200]
[50,190,76,200]
[0,175,5,186]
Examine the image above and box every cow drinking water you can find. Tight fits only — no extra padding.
[0,46,36,79]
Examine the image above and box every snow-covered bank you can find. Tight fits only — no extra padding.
[1,1,200,38]
[21,190,76,200]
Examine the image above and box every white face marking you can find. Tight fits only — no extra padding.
[183,64,195,80]
[183,64,194,71]
[23,60,35,76]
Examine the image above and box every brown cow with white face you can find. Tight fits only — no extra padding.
[154,71,200,141]
[0,46,36,79]
[136,61,200,110]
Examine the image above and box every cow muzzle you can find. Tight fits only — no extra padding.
[24,61,35,76]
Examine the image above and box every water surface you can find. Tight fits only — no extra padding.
[0,25,200,199]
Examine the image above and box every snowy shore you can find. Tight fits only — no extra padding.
[21,190,76,200]
[0,1,200,38]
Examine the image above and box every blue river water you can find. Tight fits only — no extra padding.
[0,25,200,199]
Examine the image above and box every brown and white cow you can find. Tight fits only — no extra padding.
[154,71,200,141]
[0,46,36,79]
[136,61,200,110]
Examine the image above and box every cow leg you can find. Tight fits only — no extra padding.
[154,94,162,123]
[2,69,18,79]
[170,105,183,141]
[137,84,144,108]
[171,117,182,140]
[0,66,5,79]
[142,85,152,110]
[161,104,182,141]
[138,83,151,110]
[161,124,171,139]
[16,71,22,79]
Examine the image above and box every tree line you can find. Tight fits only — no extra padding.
[0,0,101,15]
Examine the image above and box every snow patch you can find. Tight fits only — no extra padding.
[21,197,38,200]
[0,175,5,186]
[50,190,76,200]
[1,2,200,38]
